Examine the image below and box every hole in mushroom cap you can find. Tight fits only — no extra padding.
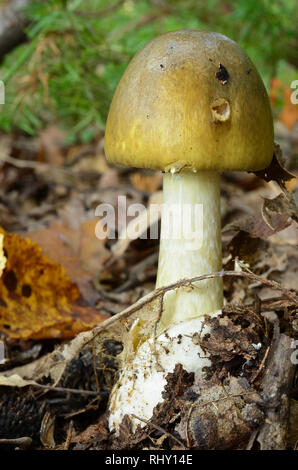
[211,98,230,122]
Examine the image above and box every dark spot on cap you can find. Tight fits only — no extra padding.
[246,69,251,74]
[160,64,164,69]
[3,270,18,292]
[216,63,229,85]
[22,284,32,298]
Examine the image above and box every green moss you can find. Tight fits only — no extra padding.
[0,0,296,142]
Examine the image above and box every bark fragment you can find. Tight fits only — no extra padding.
[257,323,295,450]
[0,0,30,59]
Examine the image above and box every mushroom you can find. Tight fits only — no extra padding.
[104,30,274,432]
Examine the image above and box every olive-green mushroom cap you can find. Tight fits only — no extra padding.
[104,30,274,172]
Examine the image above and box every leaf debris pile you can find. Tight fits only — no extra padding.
[0,128,297,450]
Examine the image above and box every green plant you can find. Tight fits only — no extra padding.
[0,0,296,142]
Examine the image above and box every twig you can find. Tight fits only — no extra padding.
[86,270,297,346]
[130,414,187,449]
[0,0,31,60]
[246,429,259,450]
[189,390,257,411]
[185,403,196,447]
[63,420,74,450]
[0,153,49,170]
[0,153,99,185]
[257,328,295,449]
[63,397,100,419]
[114,251,158,293]
[91,338,101,393]
[250,345,270,384]
[0,437,32,450]
[30,383,107,396]
[152,293,165,372]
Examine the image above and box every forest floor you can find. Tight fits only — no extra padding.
[0,119,297,450]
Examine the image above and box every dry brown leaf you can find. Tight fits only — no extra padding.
[0,327,96,386]
[0,233,6,277]
[131,172,162,193]
[269,78,282,107]
[38,126,67,166]
[270,81,298,131]
[23,216,110,304]
[66,143,109,174]
[262,192,298,229]
[223,213,291,239]
[71,422,109,446]
[253,144,295,184]
[279,87,298,131]
[0,227,108,340]
[288,399,298,449]
[112,191,162,257]
[285,178,297,193]
[0,374,38,388]
[177,375,263,450]
[29,218,109,277]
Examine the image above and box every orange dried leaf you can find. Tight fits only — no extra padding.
[279,87,298,130]
[269,77,282,106]
[131,172,162,193]
[24,218,110,303]
[0,227,108,341]
[0,233,6,277]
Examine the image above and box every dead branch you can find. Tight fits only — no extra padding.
[0,152,99,185]
[257,322,295,449]
[0,436,32,449]
[0,0,31,59]
[29,383,107,396]
[86,269,297,346]
[130,413,186,449]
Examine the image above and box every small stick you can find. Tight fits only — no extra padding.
[91,338,101,393]
[64,420,74,450]
[250,346,270,384]
[86,270,297,346]
[0,437,32,450]
[130,413,187,449]
[185,403,196,448]
[152,293,165,372]
[30,383,107,396]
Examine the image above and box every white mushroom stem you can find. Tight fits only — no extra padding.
[109,170,223,433]
[156,170,223,331]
